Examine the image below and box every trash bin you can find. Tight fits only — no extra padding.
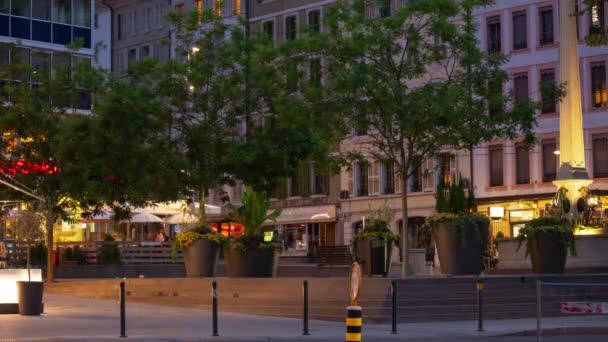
[370,237,387,275]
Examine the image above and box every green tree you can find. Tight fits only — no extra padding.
[322,0,545,277]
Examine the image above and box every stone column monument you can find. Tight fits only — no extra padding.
[553,0,592,215]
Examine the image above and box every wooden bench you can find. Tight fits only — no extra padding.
[317,245,353,267]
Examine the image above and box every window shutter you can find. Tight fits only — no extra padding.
[369,162,380,195]
[300,163,312,197]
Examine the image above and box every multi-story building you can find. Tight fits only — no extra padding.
[97,0,172,76]
[0,0,95,110]
[473,0,608,239]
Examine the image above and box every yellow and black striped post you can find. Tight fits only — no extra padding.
[346,305,362,342]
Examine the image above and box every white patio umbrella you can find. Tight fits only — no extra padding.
[164,213,199,224]
[123,213,164,242]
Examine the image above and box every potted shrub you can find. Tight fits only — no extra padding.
[426,182,489,275]
[62,246,86,266]
[15,208,45,316]
[173,226,226,277]
[516,217,575,274]
[225,187,282,278]
[354,201,399,276]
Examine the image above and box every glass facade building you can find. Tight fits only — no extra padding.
[0,0,92,48]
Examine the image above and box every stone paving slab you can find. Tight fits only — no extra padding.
[1,294,608,341]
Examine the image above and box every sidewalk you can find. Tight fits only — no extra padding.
[1,294,607,341]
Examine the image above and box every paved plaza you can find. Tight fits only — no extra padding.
[1,294,608,341]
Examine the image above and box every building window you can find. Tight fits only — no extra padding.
[590,1,605,35]
[591,62,607,108]
[309,58,321,86]
[438,153,454,187]
[285,15,297,40]
[355,162,368,197]
[53,0,71,24]
[542,139,557,183]
[234,0,241,15]
[308,9,320,33]
[262,20,274,39]
[140,45,150,58]
[194,0,202,14]
[593,134,608,178]
[72,0,90,27]
[540,68,556,114]
[488,77,503,116]
[515,143,530,184]
[128,48,137,66]
[512,10,527,50]
[175,3,185,15]
[489,145,503,187]
[378,0,391,18]
[410,165,422,193]
[539,6,554,46]
[487,15,501,53]
[381,161,395,194]
[312,167,328,195]
[513,72,529,103]
[214,0,222,16]
[33,0,52,21]
[0,0,7,14]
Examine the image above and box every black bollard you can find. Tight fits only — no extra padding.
[477,278,484,332]
[303,280,310,335]
[212,280,219,337]
[119,280,126,338]
[391,280,397,334]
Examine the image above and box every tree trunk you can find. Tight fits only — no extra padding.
[199,189,207,227]
[400,172,409,278]
[45,206,54,283]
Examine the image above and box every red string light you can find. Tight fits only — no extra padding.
[0,158,59,176]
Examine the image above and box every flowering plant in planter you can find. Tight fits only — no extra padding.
[172,225,228,258]
[516,217,576,257]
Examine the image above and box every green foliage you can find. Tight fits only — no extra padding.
[426,212,490,244]
[100,235,121,265]
[227,187,282,252]
[28,243,47,266]
[172,225,228,259]
[63,246,86,265]
[435,182,470,214]
[354,201,400,246]
[516,217,576,257]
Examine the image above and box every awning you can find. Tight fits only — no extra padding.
[268,205,336,225]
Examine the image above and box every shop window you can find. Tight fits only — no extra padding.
[214,0,222,16]
[262,20,274,40]
[591,62,607,108]
[512,10,527,50]
[539,6,553,46]
[593,134,608,178]
[540,68,556,114]
[308,9,320,33]
[489,145,503,187]
[515,143,530,184]
[542,139,557,182]
[12,0,30,17]
[285,15,297,40]
[355,162,368,197]
[53,0,71,24]
[513,72,528,103]
[487,15,501,53]
[194,0,203,15]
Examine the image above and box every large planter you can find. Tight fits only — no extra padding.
[529,232,567,274]
[433,221,487,275]
[356,238,393,277]
[183,239,220,277]
[225,249,277,278]
[17,281,44,316]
